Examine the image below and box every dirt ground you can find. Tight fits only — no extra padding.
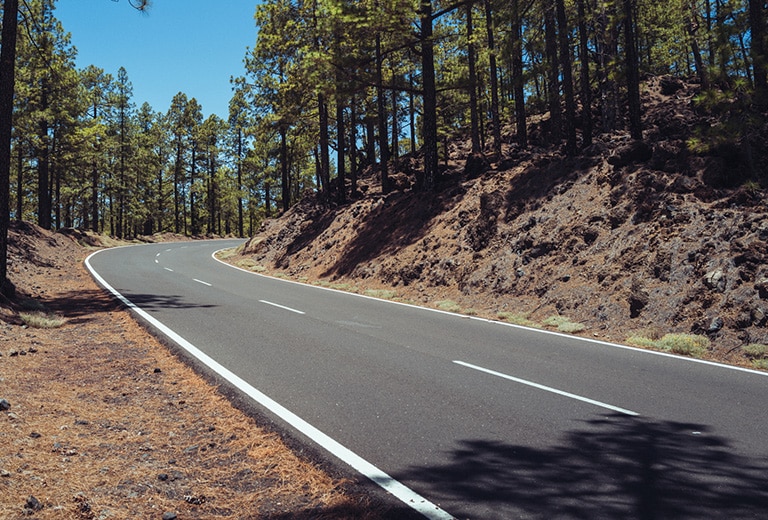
[0,222,405,519]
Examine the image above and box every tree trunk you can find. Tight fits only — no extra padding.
[686,1,710,90]
[596,1,618,132]
[420,0,438,191]
[511,0,527,147]
[484,0,501,159]
[376,34,391,193]
[623,0,643,140]
[0,0,18,292]
[91,161,99,232]
[715,0,731,85]
[556,0,577,154]
[350,96,358,195]
[409,74,417,154]
[208,145,216,233]
[336,98,346,203]
[576,0,593,148]
[749,0,767,102]
[280,125,289,212]
[190,144,198,235]
[37,116,52,230]
[16,147,23,222]
[467,4,480,155]
[173,140,182,234]
[318,93,330,199]
[365,114,376,167]
[544,2,561,144]
[265,182,272,218]
[236,128,243,236]
[391,84,399,161]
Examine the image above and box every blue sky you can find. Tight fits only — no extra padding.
[56,1,260,120]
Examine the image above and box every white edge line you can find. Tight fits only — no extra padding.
[454,360,639,416]
[85,248,454,520]
[212,247,768,379]
[259,300,305,315]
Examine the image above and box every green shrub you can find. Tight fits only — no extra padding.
[742,180,762,195]
[626,332,710,358]
[657,333,710,358]
[626,335,658,349]
[497,312,541,328]
[543,315,586,333]
[742,343,768,359]
[752,359,768,370]
[236,258,265,272]
[435,300,462,313]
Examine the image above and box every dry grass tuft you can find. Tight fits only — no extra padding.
[628,332,710,359]
[19,311,66,328]
[543,315,586,333]
[497,311,541,328]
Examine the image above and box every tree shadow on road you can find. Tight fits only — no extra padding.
[400,414,768,519]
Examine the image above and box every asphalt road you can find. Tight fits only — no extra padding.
[87,240,768,519]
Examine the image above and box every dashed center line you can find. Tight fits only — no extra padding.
[194,279,212,286]
[164,267,173,272]
[454,360,639,416]
[259,300,305,315]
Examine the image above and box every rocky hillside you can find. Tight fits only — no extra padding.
[232,76,768,368]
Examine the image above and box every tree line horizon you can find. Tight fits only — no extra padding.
[0,0,766,280]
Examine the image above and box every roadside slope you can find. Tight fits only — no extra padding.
[233,76,768,369]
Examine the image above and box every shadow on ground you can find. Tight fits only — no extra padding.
[399,413,768,519]
[324,187,468,278]
[40,289,217,324]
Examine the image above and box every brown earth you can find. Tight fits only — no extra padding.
[233,76,768,370]
[0,222,405,519]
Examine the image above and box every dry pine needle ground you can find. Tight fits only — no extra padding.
[0,225,395,520]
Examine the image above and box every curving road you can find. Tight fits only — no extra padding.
[87,240,768,519]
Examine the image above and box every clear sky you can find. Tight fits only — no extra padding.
[56,0,260,121]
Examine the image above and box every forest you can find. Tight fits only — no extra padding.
[0,0,766,280]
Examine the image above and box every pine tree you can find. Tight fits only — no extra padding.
[0,0,20,295]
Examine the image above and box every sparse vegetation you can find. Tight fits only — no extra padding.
[742,343,768,359]
[363,289,397,300]
[628,333,711,359]
[435,300,462,313]
[657,334,710,357]
[216,247,238,260]
[19,311,66,329]
[626,335,658,349]
[743,180,762,195]
[543,315,586,333]
[497,311,541,328]
[329,282,359,292]
[235,258,266,272]
[742,344,768,369]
